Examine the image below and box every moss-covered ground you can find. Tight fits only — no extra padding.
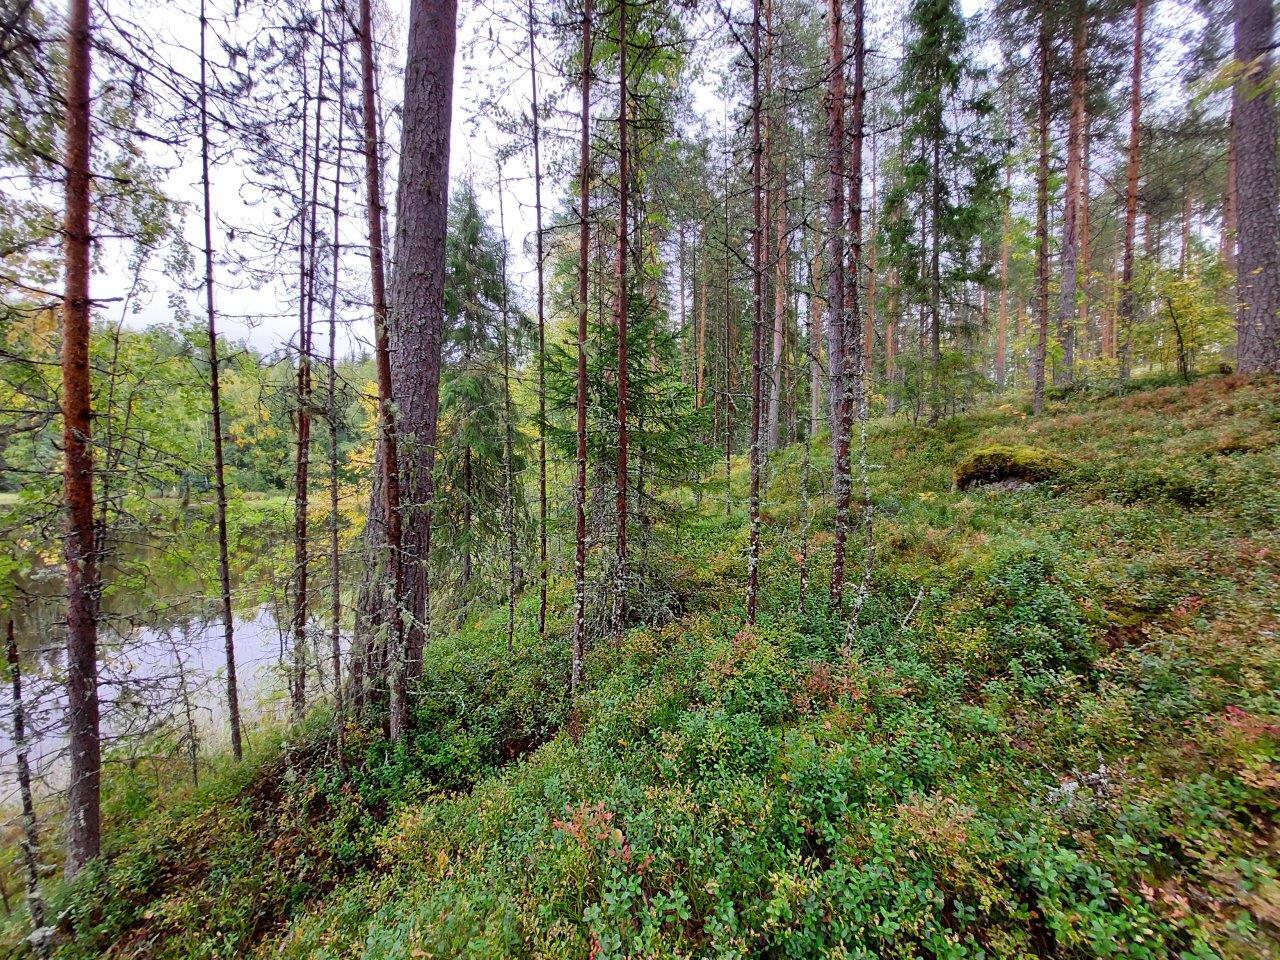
[11,374,1279,959]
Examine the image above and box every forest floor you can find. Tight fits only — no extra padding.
[7,373,1279,959]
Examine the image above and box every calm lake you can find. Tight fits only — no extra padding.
[1,522,345,804]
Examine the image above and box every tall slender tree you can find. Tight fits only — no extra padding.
[325,12,347,718]
[198,0,242,759]
[292,13,328,720]
[62,0,101,876]
[1055,6,1087,385]
[355,0,403,715]
[1032,14,1051,416]
[825,0,847,605]
[497,166,517,653]
[1116,0,1144,380]
[612,0,630,641]
[526,0,549,634]
[571,0,593,694]
[7,622,46,944]
[747,0,764,624]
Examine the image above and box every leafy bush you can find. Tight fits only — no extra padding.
[1111,463,1217,508]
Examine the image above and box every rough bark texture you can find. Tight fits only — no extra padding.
[843,0,873,648]
[292,26,326,722]
[8,623,46,939]
[825,0,847,604]
[199,0,241,760]
[1222,108,1237,271]
[527,0,548,635]
[326,23,347,719]
[356,0,403,717]
[747,0,764,624]
[824,0,846,454]
[765,0,786,453]
[613,0,630,641]
[62,0,101,876]
[1233,0,1280,372]
[387,0,458,739]
[996,93,1012,390]
[833,0,864,608]
[571,0,592,694]
[1079,113,1092,357]
[1056,14,1086,385]
[1032,20,1051,416]
[498,173,517,653]
[864,131,877,374]
[1117,0,1144,380]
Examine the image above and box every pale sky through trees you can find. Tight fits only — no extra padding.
[100,0,1209,356]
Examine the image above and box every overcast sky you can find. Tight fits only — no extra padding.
[95,0,1211,358]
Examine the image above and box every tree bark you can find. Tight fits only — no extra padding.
[1233,0,1280,372]
[843,0,873,647]
[834,0,865,606]
[1079,111,1092,358]
[764,0,785,454]
[62,0,101,876]
[497,168,518,653]
[526,0,548,634]
[864,128,877,376]
[1056,12,1086,386]
[825,0,847,604]
[824,0,846,452]
[612,0,630,641]
[571,0,592,694]
[356,0,403,718]
[387,0,457,739]
[1032,17,1051,416]
[198,0,242,760]
[326,15,347,720]
[996,89,1012,390]
[1222,107,1237,271]
[747,0,764,624]
[293,18,328,722]
[7,622,47,943]
[696,229,708,409]
[1117,0,1145,381]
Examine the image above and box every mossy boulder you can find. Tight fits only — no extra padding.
[954,445,1070,490]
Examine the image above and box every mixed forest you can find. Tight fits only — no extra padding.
[0,0,1278,954]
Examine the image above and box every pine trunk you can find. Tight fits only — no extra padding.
[1117,0,1145,380]
[825,0,847,604]
[996,92,1012,390]
[62,0,101,876]
[527,0,548,634]
[1056,14,1086,386]
[747,0,764,624]
[326,15,347,721]
[1032,19,1050,416]
[1233,0,1280,371]
[387,0,458,739]
[8,623,46,937]
[358,0,403,717]
[571,0,592,694]
[823,0,846,456]
[198,0,242,759]
[613,0,630,640]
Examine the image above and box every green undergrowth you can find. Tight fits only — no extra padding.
[17,374,1280,958]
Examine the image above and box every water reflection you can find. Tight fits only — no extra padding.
[1,536,346,803]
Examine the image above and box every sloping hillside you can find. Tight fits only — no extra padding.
[30,375,1280,959]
